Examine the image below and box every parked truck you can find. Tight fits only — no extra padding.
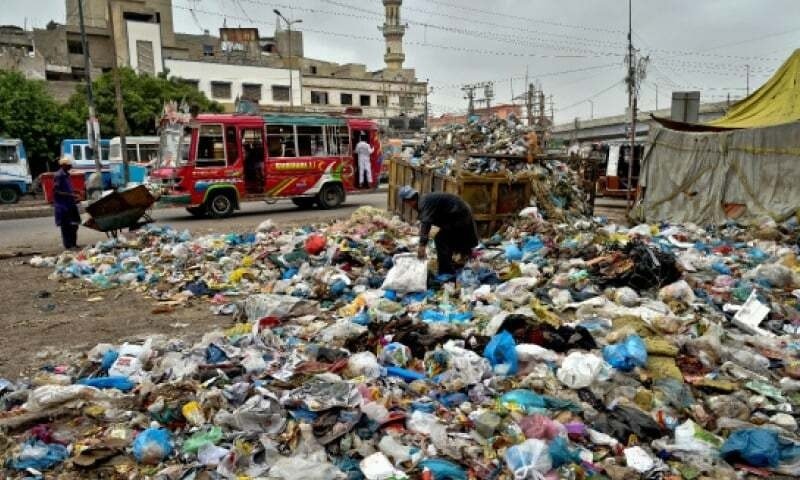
[0,138,32,204]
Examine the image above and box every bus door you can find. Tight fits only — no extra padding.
[239,126,265,194]
[193,123,243,198]
[351,128,377,189]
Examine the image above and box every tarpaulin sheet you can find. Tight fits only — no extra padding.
[638,123,800,225]
[708,49,800,129]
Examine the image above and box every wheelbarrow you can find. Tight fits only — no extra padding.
[83,185,156,238]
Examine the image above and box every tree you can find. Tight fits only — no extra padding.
[0,71,65,176]
[62,68,222,138]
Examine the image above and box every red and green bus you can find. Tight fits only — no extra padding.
[149,112,382,218]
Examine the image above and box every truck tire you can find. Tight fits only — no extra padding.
[186,206,206,218]
[0,186,19,204]
[291,197,316,209]
[317,183,345,209]
[206,191,235,218]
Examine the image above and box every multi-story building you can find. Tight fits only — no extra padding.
[0,0,427,129]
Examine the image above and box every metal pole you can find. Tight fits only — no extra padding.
[626,0,635,211]
[424,79,429,130]
[746,64,750,95]
[77,0,102,174]
[107,0,129,186]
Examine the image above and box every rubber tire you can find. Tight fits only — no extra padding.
[206,191,235,218]
[317,183,345,209]
[0,187,19,204]
[291,197,316,209]
[186,206,207,218]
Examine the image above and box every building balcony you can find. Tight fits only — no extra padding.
[380,24,406,36]
[384,52,405,63]
[383,0,403,6]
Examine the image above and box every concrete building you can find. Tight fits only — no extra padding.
[1,0,428,128]
[551,102,729,145]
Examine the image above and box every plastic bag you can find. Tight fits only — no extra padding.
[548,436,582,468]
[504,439,552,479]
[381,253,428,293]
[360,452,408,480]
[345,351,382,379]
[499,389,579,414]
[182,400,206,426]
[719,428,790,468]
[673,419,722,454]
[603,335,647,371]
[557,352,607,389]
[7,440,69,471]
[483,330,518,375]
[304,233,327,255]
[378,435,421,465]
[418,458,467,480]
[658,280,696,304]
[519,414,562,440]
[183,426,223,454]
[77,376,135,392]
[380,342,412,367]
[133,427,173,464]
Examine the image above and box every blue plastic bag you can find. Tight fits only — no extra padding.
[205,344,228,364]
[484,330,518,375]
[418,458,467,480]
[100,349,119,371]
[504,244,523,261]
[133,428,173,464]
[500,389,580,413]
[549,436,582,467]
[720,429,780,467]
[603,335,647,371]
[384,366,427,382]
[523,236,544,253]
[78,376,135,392]
[7,440,68,471]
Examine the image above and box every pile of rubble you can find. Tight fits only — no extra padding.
[8,206,800,479]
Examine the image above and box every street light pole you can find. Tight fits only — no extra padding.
[274,10,302,111]
[77,0,102,175]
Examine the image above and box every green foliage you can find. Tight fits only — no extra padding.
[0,71,65,173]
[63,67,222,137]
[0,68,220,175]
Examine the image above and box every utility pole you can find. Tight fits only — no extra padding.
[462,85,476,117]
[77,0,102,175]
[746,64,750,95]
[626,0,635,211]
[107,0,129,185]
[424,79,431,130]
[274,10,302,111]
[526,83,534,126]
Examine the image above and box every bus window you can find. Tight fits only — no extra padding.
[196,124,226,167]
[126,145,139,163]
[139,144,159,164]
[266,125,296,158]
[72,145,83,161]
[225,126,238,166]
[297,125,325,156]
[336,126,350,155]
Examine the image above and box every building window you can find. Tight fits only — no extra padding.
[310,66,318,74]
[399,95,415,110]
[377,95,388,107]
[203,44,214,57]
[340,93,352,105]
[242,83,262,102]
[67,39,83,55]
[360,95,371,107]
[211,81,232,99]
[266,125,296,157]
[272,85,291,102]
[311,91,329,105]
[196,124,226,167]
[136,40,155,75]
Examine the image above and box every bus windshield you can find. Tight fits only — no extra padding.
[156,125,190,169]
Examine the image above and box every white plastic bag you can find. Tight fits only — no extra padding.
[557,352,608,389]
[381,254,428,293]
[504,439,552,479]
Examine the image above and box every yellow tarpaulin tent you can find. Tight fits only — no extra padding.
[708,49,800,129]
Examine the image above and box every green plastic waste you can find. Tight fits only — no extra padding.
[182,426,223,454]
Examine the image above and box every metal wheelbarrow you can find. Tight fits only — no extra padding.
[83,185,156,238]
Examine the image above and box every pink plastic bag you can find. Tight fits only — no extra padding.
[519,414,562,440]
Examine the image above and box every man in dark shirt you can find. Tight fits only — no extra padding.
[53,155,81,250]
[398,185,479,275]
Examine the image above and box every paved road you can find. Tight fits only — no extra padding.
[0,192,388,255]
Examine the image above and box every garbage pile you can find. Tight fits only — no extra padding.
[12,210,800,478]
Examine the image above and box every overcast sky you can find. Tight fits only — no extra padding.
[4,0,800,123]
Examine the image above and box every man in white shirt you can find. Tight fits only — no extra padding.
[354,135,374,189]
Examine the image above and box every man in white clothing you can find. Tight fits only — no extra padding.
[354,135,374,189]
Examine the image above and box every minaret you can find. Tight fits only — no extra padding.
[380,0,406,71]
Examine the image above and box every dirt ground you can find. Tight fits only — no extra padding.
[0,257,231,379]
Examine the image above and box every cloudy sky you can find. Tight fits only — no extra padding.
[4,0,800,123]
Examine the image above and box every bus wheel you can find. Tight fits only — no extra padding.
[207,191,235,218]
[0,187,19,204]
[318,183,344,209]
[186,206,206,218]
[291,197,316,209]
